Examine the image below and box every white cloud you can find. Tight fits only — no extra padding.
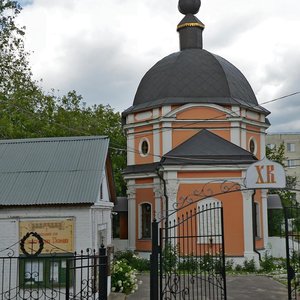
[17,0,300,130]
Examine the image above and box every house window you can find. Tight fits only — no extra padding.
[141,203,151,239]
[20,256,71,287]
[287,159,296,168]
[197,198,222,244]
[287,143,296,152]
[249,138,257,155]
[139,138,150,157]
[254,202,261,238]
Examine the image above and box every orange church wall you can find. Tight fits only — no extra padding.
[134,125,154,165]
[177,183,244,256]
[172,125,230,149]
[135,188,155,251]
[246,125,261,159]
[176,107,227,120]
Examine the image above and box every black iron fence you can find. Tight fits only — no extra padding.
[0,247,108,300]
[284,206,300,300]
[151,202,227,300]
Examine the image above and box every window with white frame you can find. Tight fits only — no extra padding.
[140,203,152,239]
[197,198,222,244]
[287,143,296,152]
[287,159,296,168]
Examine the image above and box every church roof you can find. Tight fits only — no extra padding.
[123,49,269,116]
[162,129,257,165]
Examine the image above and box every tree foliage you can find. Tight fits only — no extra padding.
[0,1,126,195]
[267,143,298,236]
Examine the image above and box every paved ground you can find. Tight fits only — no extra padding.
[110,273,288,300]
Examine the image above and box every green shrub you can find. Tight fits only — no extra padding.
[225,259,234,272]
[243,259,256,272]
[111,259,139,295]
[114,250,150,272]
[235,264,242,272]
[178,256,198,273]
[260,253,276,273]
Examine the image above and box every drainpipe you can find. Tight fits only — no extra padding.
[156,165,169,242]
[252,189,261,261]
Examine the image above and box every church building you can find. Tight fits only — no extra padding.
[122,0,270,262]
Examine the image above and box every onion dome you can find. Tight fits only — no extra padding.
[123,0,269,116]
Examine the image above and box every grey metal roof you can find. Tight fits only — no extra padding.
[123,49,269,117]
[0,136,109,206]
[162,129,257,165]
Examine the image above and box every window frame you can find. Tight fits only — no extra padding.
[139,138,150,157]
[287,143,296,152]
[139,202,152,239]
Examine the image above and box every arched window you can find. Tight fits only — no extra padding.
[197,198,222,244]
[140,203,152,239]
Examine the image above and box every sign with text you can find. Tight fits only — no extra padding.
[245,157,286,189]
[19,219,74,254]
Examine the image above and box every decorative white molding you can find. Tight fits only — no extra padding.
[241,123,247,149]
[135,111,152,121]
[162,122,172,155]
[162,106,172,116]
[242,190,254,255]
[153,108,160,119]
[127,129,135,165]
[260,130,266,159]
[153,124,160,162]
[127,181,136,251]
[231,121,241,146]
[127,114,134,124]
[164,103,236,119]
[262,190,269,249]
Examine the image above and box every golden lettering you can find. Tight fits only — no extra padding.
[255,165,265,184]
[266,165,276,183]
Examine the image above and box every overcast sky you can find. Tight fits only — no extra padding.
[17,0,300,132]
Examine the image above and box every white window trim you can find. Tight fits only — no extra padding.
[139,138,150,157]
[287,143,296,152]
[248,137,257,155]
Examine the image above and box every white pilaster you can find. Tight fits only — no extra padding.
[241,123,247,150]
[260,129,266,159]
[231,122,240,146]
[261,189,269,249]
[165,172,179,225]
[127,129,135,165]
[153,124,160,162]
[162,122,172,155]
[242,190,259,262]
[127,182,136,251]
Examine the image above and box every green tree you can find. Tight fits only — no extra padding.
[0,1,126,195]
[267,143,297,236]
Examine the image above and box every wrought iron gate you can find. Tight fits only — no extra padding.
[285,206,300,300]
[151,202,227,300]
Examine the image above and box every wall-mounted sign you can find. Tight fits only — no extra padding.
[19,219,74,254]
[245,157,286,189]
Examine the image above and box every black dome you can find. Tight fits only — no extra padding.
[132,49,258,109]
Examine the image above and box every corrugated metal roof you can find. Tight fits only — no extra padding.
[0,136,109,206]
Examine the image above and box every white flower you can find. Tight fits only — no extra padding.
[138,280,143,285]
[118,280,122,286]
[111,287,116,292]
[120,287,123,292]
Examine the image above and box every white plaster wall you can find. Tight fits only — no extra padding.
[0,204,113,253]
[267,237,300,258]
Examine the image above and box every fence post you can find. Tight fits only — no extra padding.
[285,207,293,300]
[65,259,70,300]
[150,219,159,300]
[99,245,108,300]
